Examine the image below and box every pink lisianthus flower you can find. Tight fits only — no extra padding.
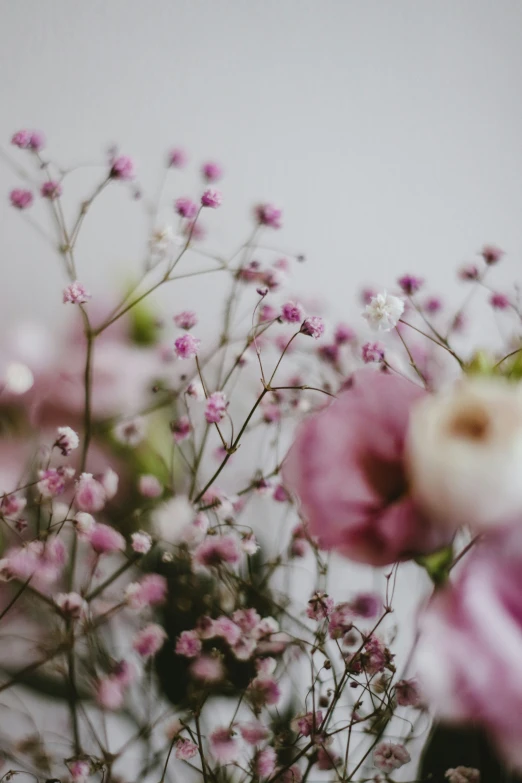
[416,526,522,767]
[282,369,449,566]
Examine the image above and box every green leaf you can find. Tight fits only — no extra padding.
[415,545,454,585]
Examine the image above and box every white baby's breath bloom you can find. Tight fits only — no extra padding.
[407,377,522,530]
[153,496,194,543]
[149,224,174,254]
[74,511,95,535]
[363,291,404,331]
[131,531,153,554]
[113,417,146,446]
[4,362,34,394]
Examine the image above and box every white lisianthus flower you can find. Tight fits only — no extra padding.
[406,378,522,530]
[363,291,404,331]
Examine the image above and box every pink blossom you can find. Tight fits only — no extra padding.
[281,301,305,324]
[278,765,302,782]
[458,263,480,281]
[293,711,323,737]
[373,742,410,773]
[395,678,421,707]
[10,189,33,209]
[173,310,198,330]
[273,484,289,503]
[40,180,62,199]
[168,148,188,168]
[316,747,339,770]
[28,131,45,151]
[55,425,79,455]
[125,573,167,609]
[110,155,135,180]
[350,592,381,619]
[171,415,191,442]
[213,616,242,645]
[416,527,522,766]
[138,474,163,498]
[75,473,107,512]
[481,243,504,265]
[201,161,223,182]
[282,369,450,566]
[261,267,284,291]
[259,303,277,321]
[133,623,167,658]
[238,260,261,283]
[255,203,282,229]
[238,720,270,745]
[175,738,198,760]
[131,531,152,554]
[362,341,385,364]
[205,391,228,423]
[318,343,340,364]
[193,534,241,568]
[307,591,334,621]
[256,747,277,778]
[174,197,198,219]
[69,760,91,783]
[63,281,91,305]
[334,323,356,344]
[233,607,261,633]
[1,492,26,518]
[209,727,240,764]
[190,654,225,682]
[242,532,259,554]
[38,466,74,497]
[360,286,377,304]
[445,768,480,783]
[361,635,389,675]
[11,129,32,148]
[113,417,146,446]
[183,219,205,241]
[397,274,424,295]
[186,380,205,400]
[201,187,222,208]
[424,296,443,314]
[490,291,510,310]
[55,592,87,619]
[248,676,281,707]
[232,636,257,661]
[88,523,125,554]
[96,677,125,710]
[262,403,282,424]
[174,333,201,359]
[175,629,202,658]
[300,316,324,339]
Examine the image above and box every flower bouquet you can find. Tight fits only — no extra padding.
[0,130,521,783]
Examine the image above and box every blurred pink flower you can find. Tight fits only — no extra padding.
[283,369,449,566]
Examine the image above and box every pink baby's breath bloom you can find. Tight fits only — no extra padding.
[174,333,201,359]
[131,531,152,554]
[300,316,324,339]
[205,391,228,423]
[171,415,191,442]
[213,615,242,645]
[173,310,198,330]
[193,534,241,568]
[55,592,87,619]
[75,473,107,513]
[175,738,198,761]
[334,323,356,344]
[481,243,504,265]
[133,623,167,658]
[201,161,223,182]
[175,629,202,658]
[255,203,282,229]
[125,573,168,609]
[281,301,305,324]
[458,263,480,281]
[10,189,33,209]
[307,591,334,621]
[373,742,410,774]
[113,417,146,446]
[424,296,443,314]
[110,155,135,180]
[248,676,281,707]
[395,678,421,707]
[490,292,510,310]
[397,274,424,295]
[239,720,270,745]
[186,380,205,400]
[283,369,449,566]
[174,197,198,219]
[293,711,323,737]
[87,523,125,555]
[262,403,282,424]
[238,260,261,283]
[138,474,163,498]
[11,129,32,148]
[242,532,259,554]
[233,607,261,633]
[209,727,240,764]
[445,768,480,783]
[168,147,187,168]
[28,130,45,151]
[259,303,277,321]
[69,760,90,783]
[362,341,385,364]
[183,218,205,241]
[256,747,277,778]
[55,426,79,456]
[318,343,340,364]
[350,592,381,619]
[96,677,125,710]
[190,654,225,682]
[261,267,284,291]
[201,187,222,208]
[1,493,26,518]
[273,484,289,503]
[63,281,91,305]
[40,180,62,199]
[38,466,74,498]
